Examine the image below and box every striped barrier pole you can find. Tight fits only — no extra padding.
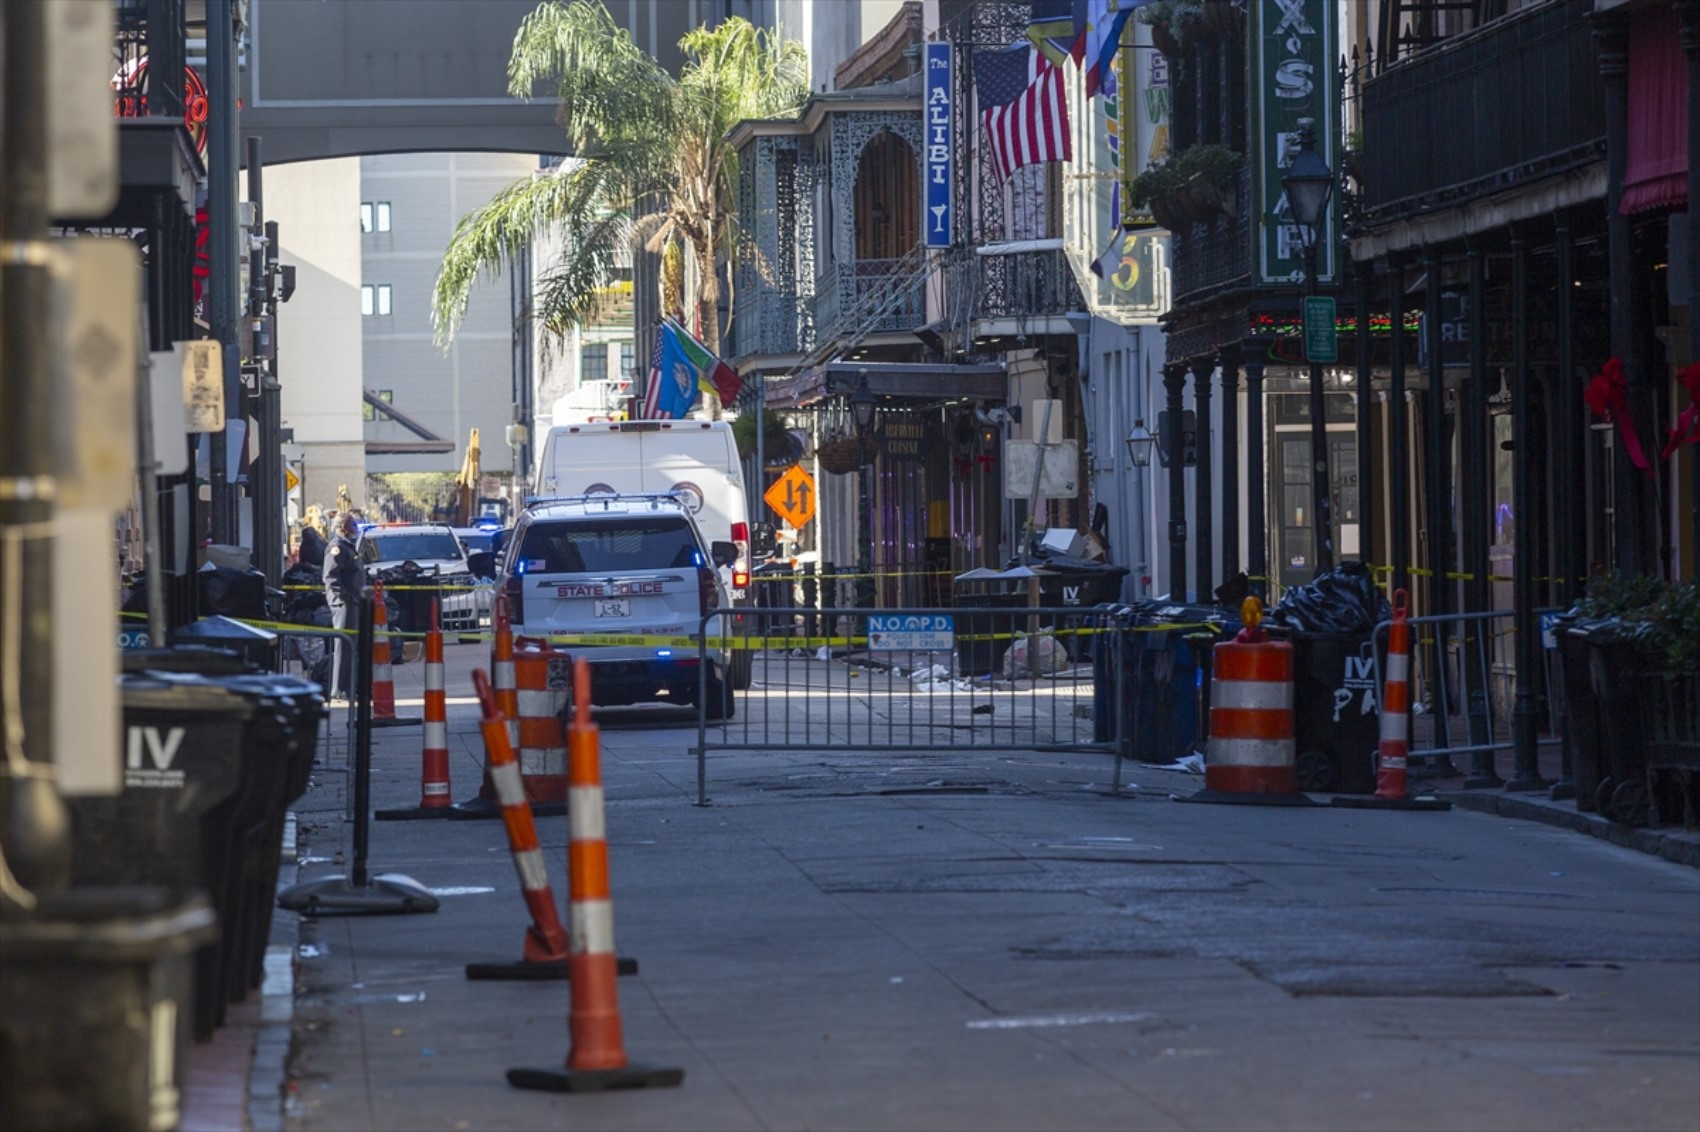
[1183,597,1313,807]
[376,598,452,820]
[451,595,520,819]
[507,658,682,1093]
[368,581,419,728]
[1334,589,1450,811]
[465,666,639,980]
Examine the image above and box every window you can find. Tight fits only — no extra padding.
[581,343,608,383]
[359,202,392,233]
[619,342,636,381]
[362,389,393,422]
[362,284,392,317]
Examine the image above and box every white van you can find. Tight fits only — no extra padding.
[532,419,752,652]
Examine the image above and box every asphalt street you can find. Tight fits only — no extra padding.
[269,640,1700,1132]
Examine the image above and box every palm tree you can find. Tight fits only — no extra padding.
[432,0,808,416]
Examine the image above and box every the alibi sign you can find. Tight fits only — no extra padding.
[923,41,953,248]
[1250,0,1339,286]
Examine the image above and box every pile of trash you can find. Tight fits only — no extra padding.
[1001,632,1071,678]
[1265,562,1391,634]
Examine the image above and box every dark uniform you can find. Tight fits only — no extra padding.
[323,524,365,698]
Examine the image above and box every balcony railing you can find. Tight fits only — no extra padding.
[812,257,927,343]
[1359,0,1604,221]
[1170,167,1252,307]
[730,290,811,360]
[973,244,1083,320]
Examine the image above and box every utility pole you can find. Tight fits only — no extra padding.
[0,0,73,894]
[207,0,241,543]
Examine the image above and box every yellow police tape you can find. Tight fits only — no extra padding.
[119,609,1225,649]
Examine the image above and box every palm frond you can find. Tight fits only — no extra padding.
[508,0,677,156]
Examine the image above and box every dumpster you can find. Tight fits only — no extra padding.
[0,887,217,1132]
[1096,600,1239,764]
[1032,554,1129,613]
[953,567,1025,676]
[1272,628,1381,793]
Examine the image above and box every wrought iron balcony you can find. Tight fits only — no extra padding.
[972,243,1084,320]
[1359,0,1604,222]
[812,257,928,344]
[730,290,811,361]
[1169,167,1252,307]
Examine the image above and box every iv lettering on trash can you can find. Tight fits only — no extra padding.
[1331,654,1378,722]
[126,725,187,788]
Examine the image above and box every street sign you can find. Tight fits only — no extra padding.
[763,463,816,528]
[285,467,300,493]
[867,613,954,652]
[1304,295,1338,363]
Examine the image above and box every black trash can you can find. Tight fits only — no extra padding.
[68,676,259,1041]
[1034,554,1130,612]
[1108,601,1239,765]
[0,888,217,1132]
[171,615,278,672]
[1275,629,1381,793]
[1557,618,1604,812]
[1586,626,1652,823]
[953,568,1024,676]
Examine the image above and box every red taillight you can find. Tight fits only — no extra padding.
[731,521,750,588]
[698,566,719,616]
[505,574,525,625]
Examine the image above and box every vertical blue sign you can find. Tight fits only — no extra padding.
[923,41,953,248]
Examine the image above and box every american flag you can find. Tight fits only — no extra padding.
[974,41,1072,182]
[640,321,665,419]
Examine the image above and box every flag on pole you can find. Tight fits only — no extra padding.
[1027,0,1086,67]
[666,317,743,407]
[974,41,1073,181]
[1084,0,1139,98]
[640,321,666,419]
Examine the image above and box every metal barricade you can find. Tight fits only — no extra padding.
[1369,608,1562,772]
[693,605,1129,804]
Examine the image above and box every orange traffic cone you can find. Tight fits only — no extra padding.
[368,581,418,728]
[465,667,637,981]
[377,598,452,819]
[507,658,682,1093]
[1333,588,1450,811]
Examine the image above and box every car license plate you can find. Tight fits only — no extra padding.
[595,598,630,618]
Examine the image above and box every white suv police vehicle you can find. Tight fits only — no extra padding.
[498,494,737,719]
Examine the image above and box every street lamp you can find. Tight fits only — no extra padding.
[850,371,878,456]
[1281,118,1337,575]
[1125,419,1155,468]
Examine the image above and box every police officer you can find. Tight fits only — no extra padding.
[323,512,365,700]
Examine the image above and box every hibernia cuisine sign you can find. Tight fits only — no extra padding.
[113,55,212,155]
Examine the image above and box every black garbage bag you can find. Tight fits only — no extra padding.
[1266,562,1391,634]
[198,566,268,619]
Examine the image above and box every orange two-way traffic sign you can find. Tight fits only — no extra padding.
[763,463,816,528]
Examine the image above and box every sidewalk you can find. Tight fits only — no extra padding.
[183,640,1699,1131]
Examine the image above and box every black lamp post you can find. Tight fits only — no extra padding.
[850,372,878,609]
[1281,118,1336,575]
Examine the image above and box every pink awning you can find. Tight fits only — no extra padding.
[1623,4,1688,215]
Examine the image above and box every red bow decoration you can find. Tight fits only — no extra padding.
[1661,362,1700,461]
[1585,358,1654,475]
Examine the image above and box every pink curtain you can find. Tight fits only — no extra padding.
[1623,4,1688,215]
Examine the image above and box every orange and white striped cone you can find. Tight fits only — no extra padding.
[507,658,682,1094]
[1334,588,1451,811]
[368,581,419,728]
[466,666,639,981]
[377,598,453,820]
[1182,597,1315,807]
[452,595,521,819]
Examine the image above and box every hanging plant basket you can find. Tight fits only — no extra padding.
[815,436,867,476]
[1149,192,1188,233]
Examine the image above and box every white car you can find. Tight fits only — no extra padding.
[498,494,736,718]
[356,523,491,633]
